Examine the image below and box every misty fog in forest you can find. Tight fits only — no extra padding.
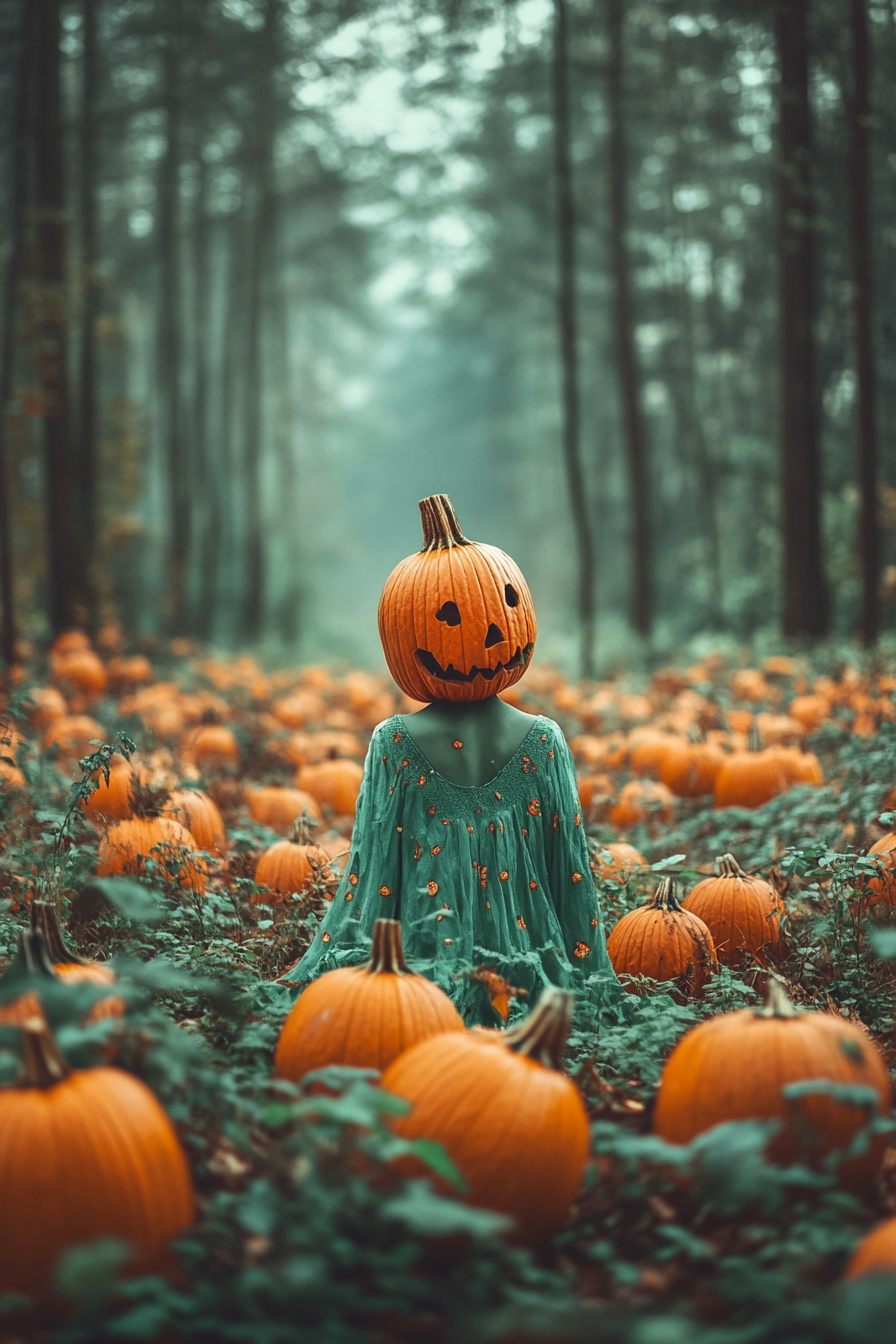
[0,0,894,677]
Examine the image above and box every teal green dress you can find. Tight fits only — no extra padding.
[294,713,618,1023]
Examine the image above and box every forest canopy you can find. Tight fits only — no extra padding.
[0,0,893,673]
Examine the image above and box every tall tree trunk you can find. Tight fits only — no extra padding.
[34,0,80,633]
[158,34,189,633]
[0,0,31,665]
[193,152,217,640]
[240,0,279,644]
[551,0,595,680]
[272,286,301,647]
[607,0,651,638]
[846,0,878,645]
[78,0,98,626]
[775,0,826,637]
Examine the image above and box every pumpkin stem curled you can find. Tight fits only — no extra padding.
[650,876,683,911]
[366,919,412,976]
[716,853,750,880]
[30,900,90,966]
[754,973,800,1020]
[419,495,470,551]
[20,1019,71,1088]
[504,987,574,1070]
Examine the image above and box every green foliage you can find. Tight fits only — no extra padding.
[1,707,896,1343]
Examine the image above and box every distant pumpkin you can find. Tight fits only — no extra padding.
[296,759,364,817]
[607,877,717,994]
[682,853,784,967]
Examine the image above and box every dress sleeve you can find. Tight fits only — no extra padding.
[289,720,403,980]
[542,720,618,993]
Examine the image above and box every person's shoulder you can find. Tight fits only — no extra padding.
[368,715,402,751]
[532,713,566,743]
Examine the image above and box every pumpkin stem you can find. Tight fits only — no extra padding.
[504,987,574,1070]
[129,778,169,819]
[289,814,319,846]
[419,495,470,551]
[650,875,683,911]
[754,973,800,1019]
[20,1019,71,1088]
[717,853,750,880]
[748,722,763,753]
[366,919,412,976]
[0,928,59,1001]
[30,900,90,966]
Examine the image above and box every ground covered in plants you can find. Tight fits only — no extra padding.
[2,635,896,1343]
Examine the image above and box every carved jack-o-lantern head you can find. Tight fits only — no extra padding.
[378,495,537,703]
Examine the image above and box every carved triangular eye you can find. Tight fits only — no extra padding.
[504,584,519,607]
[436,601,461,626]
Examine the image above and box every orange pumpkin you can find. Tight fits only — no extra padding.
[82,754,135,821]
[163,788,227,857]
[180,720,239,769]
[248,785,322,833]
[275,919,463,1078]
[860,833,896,909]
[845,1218,896,1277]
[788,694,829,731]
[51,630,91,657]
[23,685,67,730]
[654,977,890,1187]
[659,739,725,798]
[98,817,207,893]
[296,759,364,817]
[772,746,823,787]
[254,827,331,902]
[591,841,648,882]
[713,729,788,810]
[682,854,784,967]
[628,730,680,780]
[606,877,717,994]
[42,714,106,763]
[52,648,107,701]
[0,758,25,791]
[0,1019,195,1298]
[381,988,588,1243]
[106,654,154,691]
[378,494,536,703]
[609,779,675,834]
[576,772,613,814]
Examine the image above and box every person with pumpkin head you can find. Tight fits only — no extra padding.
[292,494,619,1024]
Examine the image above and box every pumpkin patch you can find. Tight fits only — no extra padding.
[0,639,894,1335]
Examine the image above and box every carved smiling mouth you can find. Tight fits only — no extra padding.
[414,643,533,684]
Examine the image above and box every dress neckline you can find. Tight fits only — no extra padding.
[393,713,546,792]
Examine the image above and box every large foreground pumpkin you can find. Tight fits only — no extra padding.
[682,853,784,967]
[378,494,537,703]
[607,877,717,994]
[654,977,890,1187]
[381,988,588,1243]
[275,919,462,1079]
[0,1020,195,1298]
